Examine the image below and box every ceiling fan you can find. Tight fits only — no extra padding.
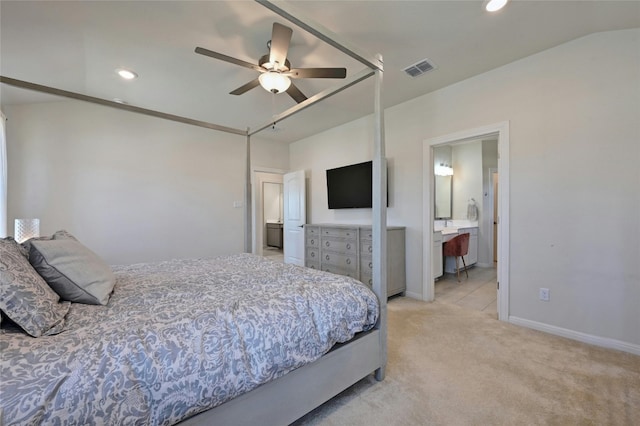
[195,22,347,104]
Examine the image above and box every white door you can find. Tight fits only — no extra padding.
[283,170,306,265]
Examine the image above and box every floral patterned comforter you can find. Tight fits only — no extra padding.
[0,254,379,425]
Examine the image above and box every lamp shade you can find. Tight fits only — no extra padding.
[15,218,40,243]
[259,71,291,94]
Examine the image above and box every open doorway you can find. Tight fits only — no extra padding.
[263,182,284,261]
[252,170,285,259]
[422,122,510,321]
[431,139,498,316]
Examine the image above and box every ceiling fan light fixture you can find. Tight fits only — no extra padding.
[259,71,291,94]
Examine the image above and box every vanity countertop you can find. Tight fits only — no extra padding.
[434,220,478,234]
[437,227,460,235]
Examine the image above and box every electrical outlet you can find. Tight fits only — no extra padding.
[539,288,550,301]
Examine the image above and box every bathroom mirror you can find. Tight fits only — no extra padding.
[435,175,452,219]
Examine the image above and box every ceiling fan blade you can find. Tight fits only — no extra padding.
[288,68,347,79]
[195,47,263,72]
[230,78,261,95]
[286,83,308,104]
[269,23,293,70]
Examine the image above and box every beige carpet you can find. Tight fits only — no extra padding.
[294,297,640,425]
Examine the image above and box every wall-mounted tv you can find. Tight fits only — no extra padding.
[326,161,386,209]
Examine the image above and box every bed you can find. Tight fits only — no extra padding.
[0,1,388,424]
[1,252,379,425]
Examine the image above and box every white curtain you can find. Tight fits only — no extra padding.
[0,110,7,237]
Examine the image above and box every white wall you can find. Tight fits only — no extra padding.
[289,29,640,348]
[4,100,289,264]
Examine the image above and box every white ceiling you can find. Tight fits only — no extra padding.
[1,1,639,143]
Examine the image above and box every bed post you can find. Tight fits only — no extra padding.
[244,131,252,253]
[372,54,387,382]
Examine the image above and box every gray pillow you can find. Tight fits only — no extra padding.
[28,238,115,305]
[21,229,77,257]
[0,237,70,337]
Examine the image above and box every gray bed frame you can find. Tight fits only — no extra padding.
[180,331,381,425]
[0,1,388,424]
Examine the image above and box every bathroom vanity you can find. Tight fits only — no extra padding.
[266,222,283,248]
[434,221,479,277]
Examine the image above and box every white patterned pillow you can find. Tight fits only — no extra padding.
[0,237,70,337]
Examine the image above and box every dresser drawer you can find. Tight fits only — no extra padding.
[306,248,319,262]
[321,265,358,279]
[321,227,358,239]
[360,274,373,288]
[306,236,319,248]
[360,228,374,240]
[360,240,373,255]
[305,226,319,236]
[321,237,357,255]
[321,251,357,271]
[305,260,320,270]
[360,256,374,274]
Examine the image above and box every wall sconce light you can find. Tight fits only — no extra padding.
[14,218,40,243]
[434,163,454,176]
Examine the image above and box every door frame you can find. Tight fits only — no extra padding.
[422,121,510,321]
[488,168,499,265]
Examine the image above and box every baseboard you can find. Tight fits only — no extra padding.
[509,316,640,356]
[404,291,422,300]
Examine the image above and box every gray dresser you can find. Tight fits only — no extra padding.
[304,224,406,297]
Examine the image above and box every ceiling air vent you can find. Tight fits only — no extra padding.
[403,58,436,78]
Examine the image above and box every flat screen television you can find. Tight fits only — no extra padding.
[326,161,381,209]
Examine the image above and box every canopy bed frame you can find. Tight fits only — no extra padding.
[0,1,388,424]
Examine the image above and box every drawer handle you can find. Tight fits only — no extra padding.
[346,258,351,265]
[325,254,330,261]
[346,243,351,250]
[369,262,373,268]
[368,246,372,253]
[368,278,373,285]
[310,239,315,244]
[311,252,315,258]
[325,241,330,247]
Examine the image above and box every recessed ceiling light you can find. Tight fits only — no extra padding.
[485,0,508,12]
[116,68,138,80]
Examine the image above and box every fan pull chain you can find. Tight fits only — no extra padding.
[271,92,277,127]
